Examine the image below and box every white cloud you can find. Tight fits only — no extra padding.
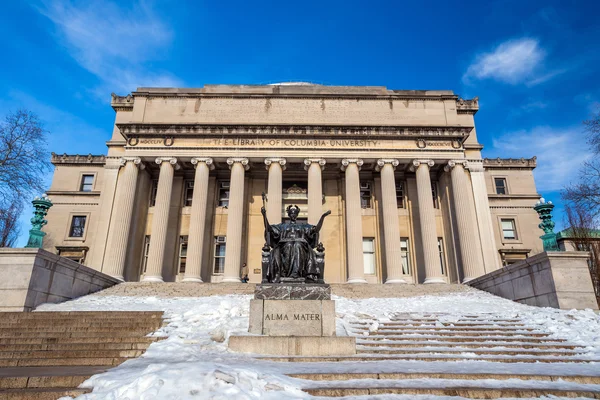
[464,38,545,84]
[488,126,592,193]
[35,0,182,97]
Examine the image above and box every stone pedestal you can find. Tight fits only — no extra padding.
[229,283,356,356]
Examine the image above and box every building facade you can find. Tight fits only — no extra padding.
[44,84,543,284]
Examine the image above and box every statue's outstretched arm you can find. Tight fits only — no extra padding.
[313,210,332,233]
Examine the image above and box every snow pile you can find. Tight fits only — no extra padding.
[36,290,600,399]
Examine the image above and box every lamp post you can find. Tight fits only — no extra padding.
[533,197,560,252]
[25,194,53,249]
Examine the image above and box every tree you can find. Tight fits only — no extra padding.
[563,109,600,217]
[0,109,50,247]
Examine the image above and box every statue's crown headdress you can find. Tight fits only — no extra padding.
[286,204,300,213]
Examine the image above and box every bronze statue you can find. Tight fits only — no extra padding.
[261,200,331,284]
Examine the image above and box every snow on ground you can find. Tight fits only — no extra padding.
[35,290,600,400]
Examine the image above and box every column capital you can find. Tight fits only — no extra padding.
[227,157,250,170]
[120,157,145,170]
[191,157,215,170]
[409,159,434,172]
[444,160,469,172]
[155,157,180,170]
[304,158,326,171]
[341,158,363,171]
[264,157,287,170]
[375,158,399,172]
[466,159,485,172]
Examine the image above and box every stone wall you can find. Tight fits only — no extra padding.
[468,251,598,310]
[0,248,120,312]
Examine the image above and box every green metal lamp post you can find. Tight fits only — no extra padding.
[25,194,53,249]
[533,197,560,252]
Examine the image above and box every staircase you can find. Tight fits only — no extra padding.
[261,313,600,398]
[0,311,164,399]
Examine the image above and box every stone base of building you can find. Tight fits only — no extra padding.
[249,299,335,336]
[254,283,331,300]
[468,251,599,310]
[0,248,120,312]
[228,335,356,356]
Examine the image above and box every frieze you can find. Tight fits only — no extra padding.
[117,123,473,140]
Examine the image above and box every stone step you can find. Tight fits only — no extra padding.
[289,372,600,384]
[0,321,164,328]
[0,342,152,352]
[0,336,163,345]
[358,335,566,343]
[0,357,128,367]
[0,375,90,390]
[0,349,144,360]
[350,325,540,332]
[0,387,90,399]
[302,385,600,398]
[0,311,164,319]
[0,326,160,333]
[259,355,600,363]
[352,321,529,327]
[390,318,523,323]
[353,330,550,337]
[0,331,159,338]
[356,340,581,350]
[355,348,581,356]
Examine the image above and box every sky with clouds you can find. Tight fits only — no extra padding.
[1,0,600,243]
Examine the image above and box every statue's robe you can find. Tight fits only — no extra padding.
[265,221,320,281]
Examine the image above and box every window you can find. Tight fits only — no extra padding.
[360,182,372,209]
[495,178,507,195]
[179,236,188,274]
[150,179,158,206]
[400,238,410,274]
[363,238,376,274]
[438,237,446,275]
[69,216,87,238]
[184,181,194,207]
[80,175,94,192]
[218,181,230,207]
[431,182,439,209]
[396,182,405,208]
[214,236,226,273]
[141,236,150,273]
[501,219,517,240]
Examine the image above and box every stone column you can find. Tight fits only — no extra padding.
[376,159,406,284]
[304,159,326,225]
[468,161,502,271]
[264,158,286,224]
[446,161,486,282]
[342,159,367,284]
[183,158,214,283]
[103,157,143,280]
[222,158,249,282]
[411,159,445,284]
[143,157,178,282]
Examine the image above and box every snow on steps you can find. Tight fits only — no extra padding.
[268,312,600,398]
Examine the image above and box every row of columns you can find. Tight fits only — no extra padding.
[102,156,485,284]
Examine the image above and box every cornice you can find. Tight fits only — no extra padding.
[51,153,106,166]
[483,157,537,169]
[111,93,134,112]
[45,191,101,196]
[116,123,474,142]
[488,194,541,200]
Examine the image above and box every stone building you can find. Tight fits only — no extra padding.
[44,84,543,284]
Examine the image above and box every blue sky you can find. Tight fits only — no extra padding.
[1,0,600,244]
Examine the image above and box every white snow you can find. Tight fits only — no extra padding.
[34,290,600,399]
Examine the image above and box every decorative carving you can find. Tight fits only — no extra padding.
[444,160,468,172]
[116,123,474,140]
[341,158,363,171]
[533,198,560,252]
[456,97,479,114]
[410,159,435,172]
[191,157,215,170]
[285,184,307,195]
[164,137,174,146]
[110,93,134,111]
[264,158,287,171]
[227,157,250,171]
[483,157,537,168]
[303,158,326,171]
[51,153,106,165]
[375,159,400,172]
[416,139,426,149]
[120,157,145,170]
[155,157,180,170]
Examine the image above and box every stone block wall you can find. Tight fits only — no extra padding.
[0,248,120,312]
[468,251,598,310]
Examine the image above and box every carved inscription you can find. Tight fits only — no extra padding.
[264,313,321,321]
[212,138,378,147]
